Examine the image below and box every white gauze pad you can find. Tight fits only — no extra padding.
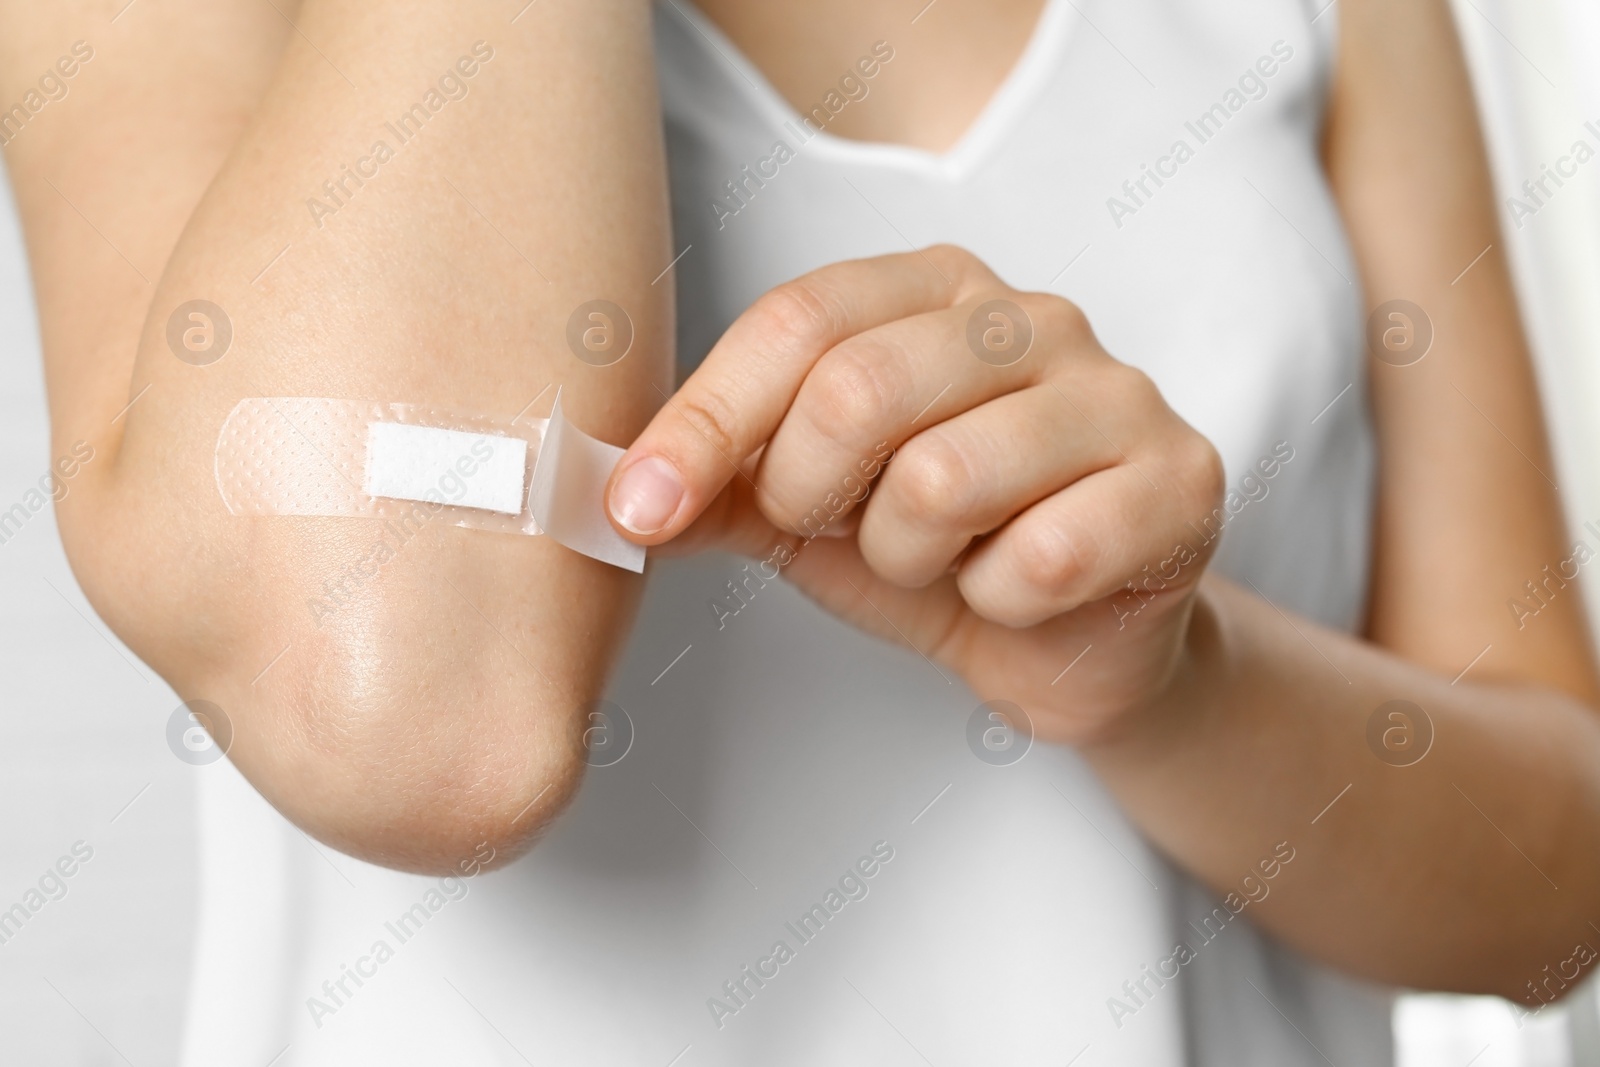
[364,423,527,515]
[214,395,644,572]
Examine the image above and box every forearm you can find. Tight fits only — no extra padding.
[1085,576,1600,999]
[11,0,671,870]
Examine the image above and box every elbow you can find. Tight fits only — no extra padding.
[207,610,596,876]
[63,476,634,876]
[1482,907,1600,1009]
[1490,944,1594,1008]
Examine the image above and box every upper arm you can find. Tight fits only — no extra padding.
[1324,0,1600,703]
[4,0,673,871]
[0,0,296,450]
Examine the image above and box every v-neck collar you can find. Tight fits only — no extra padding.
[662,0,1077,181]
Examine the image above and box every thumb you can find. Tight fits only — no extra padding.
[650,468,793,561]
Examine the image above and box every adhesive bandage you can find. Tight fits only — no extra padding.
[214,394,645,572]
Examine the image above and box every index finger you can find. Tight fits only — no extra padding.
[604,245,991,543]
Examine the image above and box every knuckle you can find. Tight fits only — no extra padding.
[923,242,973,268]
[893,431,984,526]
[757,279,844,351]
[1011,519,1093,597]
[925,244,994,288]
[1097,360,1161,413]
[806,344,904,443]
[1185,432,1227,512]
[1128,364,1161,398]
[1037,294,1092,342]
[673,389,744,460]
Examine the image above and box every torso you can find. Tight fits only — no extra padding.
[180,2,1396,1063]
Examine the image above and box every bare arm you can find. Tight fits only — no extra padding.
[1082,0,1600,998]
[2,0,671,872]
[588,0,1600,1000]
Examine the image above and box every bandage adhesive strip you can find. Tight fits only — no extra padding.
[214,395,645,572]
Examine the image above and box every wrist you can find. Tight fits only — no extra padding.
[1078,581,1224,760]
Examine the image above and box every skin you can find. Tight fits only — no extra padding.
[3,0,1597,1010]
[0,0,672,869]
[612,0,1600,1002]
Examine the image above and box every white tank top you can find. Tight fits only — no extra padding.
[180,1,1393,1063]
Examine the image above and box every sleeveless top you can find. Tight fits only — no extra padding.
[179,0,1393,1063]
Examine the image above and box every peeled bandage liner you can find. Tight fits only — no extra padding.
[214,395,645,572]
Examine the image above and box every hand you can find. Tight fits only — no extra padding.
[604,245,1225,744]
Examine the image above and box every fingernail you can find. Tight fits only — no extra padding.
[610,456,684,536]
